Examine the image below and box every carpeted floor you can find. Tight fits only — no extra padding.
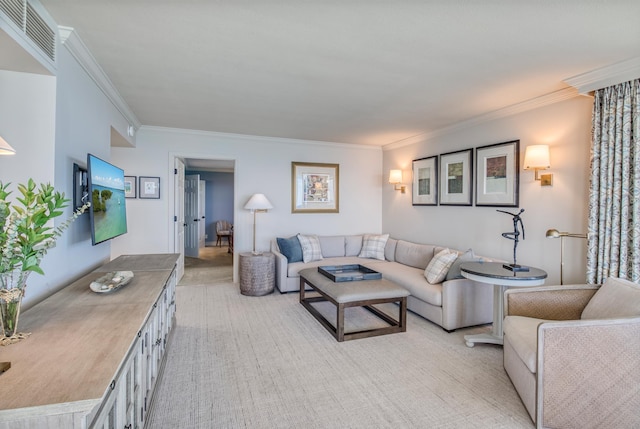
[146,258,534,429]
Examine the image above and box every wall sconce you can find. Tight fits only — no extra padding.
[388,169,406,193]
[0,135,16,155]
[244,193,273,255]
[546,228,587,285]
[523,144,552,186]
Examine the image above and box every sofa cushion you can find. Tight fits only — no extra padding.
[424,249,458,284]
[319,236,346,258]
[384,238,397,262]
[503,315,548,373]
[345,235,363,256]
[359,234,389,260]
[395,240,436,270]
[367,261,442,306]
[446,248,484,280]
[276,236,303,263]
[581,276,640,320]
[297,234,323,263]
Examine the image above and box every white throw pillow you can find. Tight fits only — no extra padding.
[296,234,323,263]
[581,277,640,319]
[424,249,458,284]
[358,234,389,260]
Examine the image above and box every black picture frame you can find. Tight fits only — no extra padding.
[124,175,137,199]
[412,156,438,206]
[139,176,160,199]
[439,149,473,206]
[475,140,520,207]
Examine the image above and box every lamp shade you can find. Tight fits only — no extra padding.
[388,169,402,184]
[244,193,273,211]
[0,136,16,155]
[523,145,550,170]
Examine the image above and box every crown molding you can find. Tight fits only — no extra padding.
[139,125,382,151]
[383,87,581,151]
[58,26,141,129]
[564,56,640,94]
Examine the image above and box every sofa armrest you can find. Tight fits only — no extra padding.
[270,240,289,293]
[440,278,494,330]
[504,284,599,320]
[536,317,640,428]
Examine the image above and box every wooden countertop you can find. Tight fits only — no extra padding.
[0,254,178,411]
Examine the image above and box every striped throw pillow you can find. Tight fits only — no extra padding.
[424,249,458,284]
[297,234,323,263]
[358,234,389,261]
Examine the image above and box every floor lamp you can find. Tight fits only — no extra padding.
[545,229,587,285]
[244,193,273,255]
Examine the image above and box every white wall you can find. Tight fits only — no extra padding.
[382,95,593,285]
[0,44,137,308]
[111,128,383,280]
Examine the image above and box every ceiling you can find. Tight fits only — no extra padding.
[38,1,640,147]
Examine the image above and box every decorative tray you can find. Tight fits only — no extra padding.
[318,264,382,282]
[90,271,134,293]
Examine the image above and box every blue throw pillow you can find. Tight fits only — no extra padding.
[277,236,303,263]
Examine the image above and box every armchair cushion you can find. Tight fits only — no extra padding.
[581,277,640,320]
[503,315,550,373]
[276,236,303,263]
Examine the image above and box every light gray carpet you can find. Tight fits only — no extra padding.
[147,281,534,428]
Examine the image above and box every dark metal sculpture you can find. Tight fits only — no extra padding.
[497,208,529,272]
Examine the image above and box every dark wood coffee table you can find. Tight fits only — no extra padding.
[299,267,410,342]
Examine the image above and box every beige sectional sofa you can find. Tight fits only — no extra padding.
[271,234,497,331]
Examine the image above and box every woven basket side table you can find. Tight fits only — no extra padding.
[239,252,275,296]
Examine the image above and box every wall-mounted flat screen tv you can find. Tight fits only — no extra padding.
[87,153,128,245]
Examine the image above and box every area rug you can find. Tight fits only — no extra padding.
[146,282,533,428]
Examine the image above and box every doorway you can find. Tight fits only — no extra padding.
[173,156,235,282]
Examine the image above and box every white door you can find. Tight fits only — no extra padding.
[184,174,200,258]
[173,158,185,281]
[198,180,206,248]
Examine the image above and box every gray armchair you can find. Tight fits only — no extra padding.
[503,278,640,428]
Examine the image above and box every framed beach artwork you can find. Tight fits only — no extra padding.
[475,140,519,207]
[138,176,160,199]
[291,162,339,213]
[124,176,136,198]
[412,156,438,206]
[439,149,473,206]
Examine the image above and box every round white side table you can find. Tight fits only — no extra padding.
[460,262,547,347]
[239,252,275,296]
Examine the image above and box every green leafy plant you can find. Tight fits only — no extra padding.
[0,179,90,276]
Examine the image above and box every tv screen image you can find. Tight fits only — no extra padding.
[87,154,128,245]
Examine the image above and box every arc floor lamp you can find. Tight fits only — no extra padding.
[546,229,587,285]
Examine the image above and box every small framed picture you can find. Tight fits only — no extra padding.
[475,140,520,207]
[439,149,473,206]
[412,156,438,206]
[124,176,137,198]
[139,176,160,199]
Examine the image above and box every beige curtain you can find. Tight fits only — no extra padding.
[586,79,640,284]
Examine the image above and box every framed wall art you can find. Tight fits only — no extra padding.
[475,140,519,207]
[291,162,339,213]
[439,149,473,206]
[139,176,160,199]
[124,175,137,198]
[412,156,438,206]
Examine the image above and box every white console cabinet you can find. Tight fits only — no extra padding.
[0,254,178,429]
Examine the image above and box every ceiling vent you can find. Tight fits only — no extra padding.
[0,0,55,61]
